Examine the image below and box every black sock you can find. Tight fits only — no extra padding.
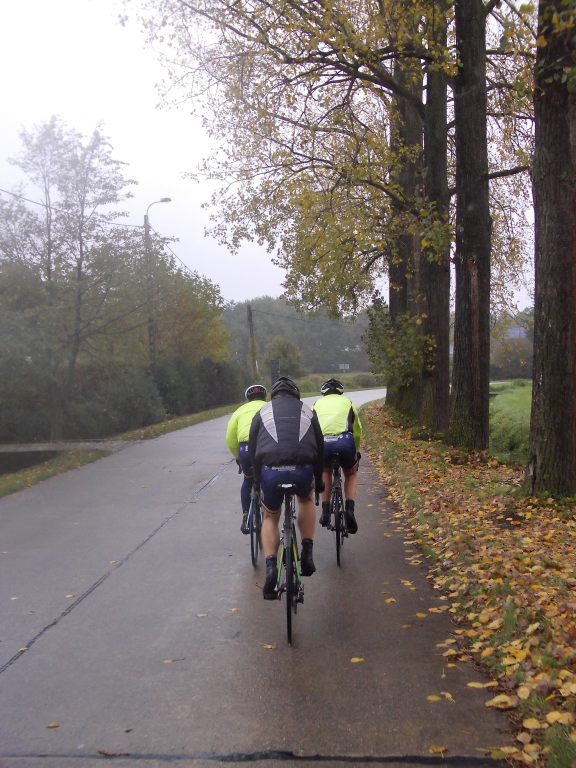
[266,555,277,567]
[345,499,355,512]
[302,538,313,551]
[321,501,330,512]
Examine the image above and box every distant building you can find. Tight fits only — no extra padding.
[506,325,528,339]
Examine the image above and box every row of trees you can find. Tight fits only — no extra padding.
[0,117,242,442]
[223,296,370,374]
[134,0,575,494]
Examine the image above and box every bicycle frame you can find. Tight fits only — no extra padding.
[275,484,304,644]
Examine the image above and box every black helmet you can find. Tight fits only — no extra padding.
[245,383,267,401]
[271,376,300,399]
[320,378,344,395]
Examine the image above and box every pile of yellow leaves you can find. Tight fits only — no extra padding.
[363,404,576,767]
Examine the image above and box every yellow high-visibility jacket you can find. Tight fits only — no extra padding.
[313,393,362,452]
[225,399,266,459]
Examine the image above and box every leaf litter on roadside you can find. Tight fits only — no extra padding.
[363,403,576,767]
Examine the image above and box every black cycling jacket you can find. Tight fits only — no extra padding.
[248,392,324,486]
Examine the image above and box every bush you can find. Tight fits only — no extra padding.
[65,367,166,438]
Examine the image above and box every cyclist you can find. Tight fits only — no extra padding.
[313,378,362,534]
[225,383,267,534]
[248,376,324,600]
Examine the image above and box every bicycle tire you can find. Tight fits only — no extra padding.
[332,485,344,566]
[249,493,260,567]
[284,497,295,644]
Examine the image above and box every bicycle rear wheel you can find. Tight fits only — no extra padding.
[283,496,296,644]
[332,486,344,566]
[249,493,260,567]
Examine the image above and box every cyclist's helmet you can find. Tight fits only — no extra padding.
[320,378,345,396]
[245,383,267,401]
[270,376,300,399]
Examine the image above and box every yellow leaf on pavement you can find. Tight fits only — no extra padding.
[427,694,441,702]
[441,691,455,702]
[350,657,364,663]
[47,722,61,729]
[429,745,447,755]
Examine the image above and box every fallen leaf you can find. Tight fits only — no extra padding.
[350,657,364,663]
[429,745,447,755]
[485,694,518,710]
[490,747,519,758]
[262,643,276,650]
[415,612,427,619]
[384,598,396,604]
[441,691,455,703]
[427,694,442,702]
[546,711,575,725]
[47,722,61,729]
[522,718,544,730]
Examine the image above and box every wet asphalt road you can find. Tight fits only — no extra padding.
[0,390,511,767]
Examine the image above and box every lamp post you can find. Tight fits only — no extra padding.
[144,197,171,370]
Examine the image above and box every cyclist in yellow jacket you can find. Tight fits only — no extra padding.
[313,378,362,533]
[225,384,267,534]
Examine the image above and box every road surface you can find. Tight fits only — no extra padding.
[0,389,510,767]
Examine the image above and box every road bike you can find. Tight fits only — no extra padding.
[247,486,262,567]
[328,456,347,566]
[275,483,304,644]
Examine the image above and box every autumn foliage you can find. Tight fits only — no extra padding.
[363,402,576,766]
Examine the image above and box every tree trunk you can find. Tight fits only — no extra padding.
[420,4,450,435]
[526,0,576,494]
[449,0,492,450]
[386,58,423,419]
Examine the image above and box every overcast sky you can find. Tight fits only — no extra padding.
[0,0,286,304]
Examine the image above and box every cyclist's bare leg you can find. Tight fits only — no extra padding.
[296,491,315,540]
[343,465,358,503]
[297,490,316,575]
[261,506,281,557]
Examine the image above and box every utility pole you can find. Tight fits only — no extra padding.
[143,198,171,373]
[247,303,259,379]
[144,212,156,370]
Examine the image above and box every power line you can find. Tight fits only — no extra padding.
[251,307,361,327]
[0,186,205,282]
[0,186,142,229]
[148,224,200,280]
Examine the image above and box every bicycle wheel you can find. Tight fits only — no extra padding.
[332,485,344,566]
[284,500,295,644]
[249,493,260,567]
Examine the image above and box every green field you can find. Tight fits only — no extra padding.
[489,380,531,463]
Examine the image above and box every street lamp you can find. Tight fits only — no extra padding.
[144,197,172,370]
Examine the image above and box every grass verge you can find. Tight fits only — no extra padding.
[0,451,111,500]
[362,400,576,768]
[0,403,237,499]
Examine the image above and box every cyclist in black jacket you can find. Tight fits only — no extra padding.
[248,376,324,599]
